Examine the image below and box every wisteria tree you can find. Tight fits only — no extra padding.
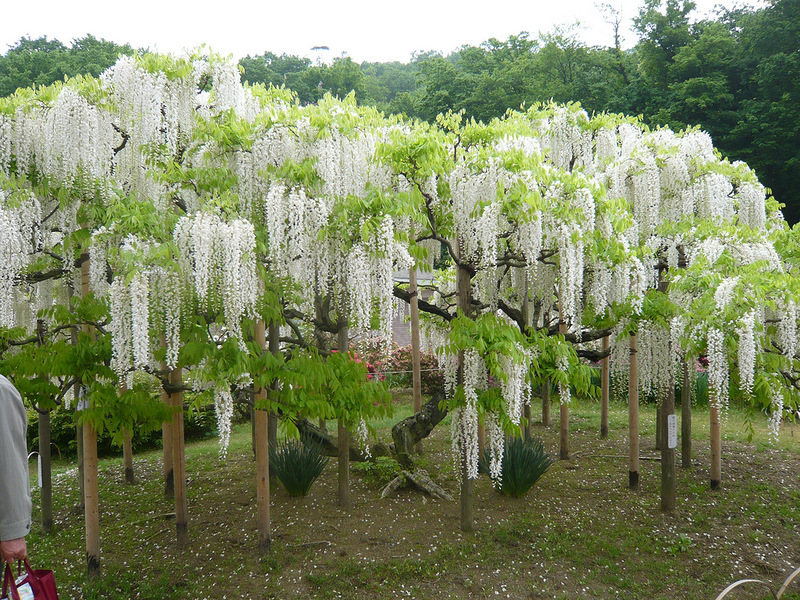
[2,51,799,560]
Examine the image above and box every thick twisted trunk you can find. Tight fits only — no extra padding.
[294,390,446,470]
[391,391,447,470]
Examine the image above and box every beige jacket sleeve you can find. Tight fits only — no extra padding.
[0,374,32,541]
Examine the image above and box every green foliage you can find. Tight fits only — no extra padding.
[269,437,330,496]
[479,436,553,497]
[26,401,217,459]
[666,533,693,556]
[280,349,393,428]
[352,456,402,487]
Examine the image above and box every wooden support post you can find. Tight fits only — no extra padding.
[459,442,474,533]
[522,279,532,439]
[38,410,53,533]
[268,323,280,482]
[162,390,174,500]
[254,319,270,551]
[76,419,84,511]
[628,333,639,489]
[170,367,188,545]
[409,268,423,454]
[681,360,692,469]
[36,318,53,533]
[558,317,569,461]
[523,403,532,440]
[600,335,610,439]
[656,404,663,450]
[83,420,100,580]
[660,370,676,511]
[68,289,85,510]
[81,252,100,580]
[337,323,351,509]
[120,383,135,485]
[710,402,722,489]
[542,381,550,427]
[456,255,474,533]
[255,408,270,550]
[337,419,351,508]
[123,429,135,485]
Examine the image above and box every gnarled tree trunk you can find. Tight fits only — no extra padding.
[392,392,447,470]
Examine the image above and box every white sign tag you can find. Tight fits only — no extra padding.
[667,414,678,449]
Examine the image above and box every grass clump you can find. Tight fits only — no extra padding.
[269,437,329,496]
[481,436,553,498]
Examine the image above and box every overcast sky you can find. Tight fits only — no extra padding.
[2,0,764,64]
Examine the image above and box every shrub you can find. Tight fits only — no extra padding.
[351,340,444,396]
[480,436,553,498]
[27,402,219,460]
[269,437,330,497]
[353,456,402,486]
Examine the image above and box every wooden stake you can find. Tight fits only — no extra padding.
[660,371,676,511]
[460,444,474,533]
[656,404,663,451]
[37,319,53,533]
[681,359,692,469]
[162,390,174,500]
[629,333,639,489]
[76,419,84,511]
[254,318,270,551]
[542,380,550,427]
[337,419,351,508]
[409,268,423,454]
[81,252,100,579]
[120,383,135,485]
[123,429,135,485]
[170,367,188,545]
[268,322,280,480]
[600,335,610,439]
[710,401,722,489]
[523,403,532,440]
[38,410,53,533]
[337,323,351,509]
[68,287,85,510]
[456,254,474,533]
[83,420,100,580]
[558,317,569,460]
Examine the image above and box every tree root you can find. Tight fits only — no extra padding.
[381,469,454,501]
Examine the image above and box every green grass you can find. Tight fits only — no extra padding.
[22,396,800,600]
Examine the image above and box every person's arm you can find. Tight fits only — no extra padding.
[0,375,32,561]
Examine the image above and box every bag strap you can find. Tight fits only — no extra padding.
[2,562,22,600]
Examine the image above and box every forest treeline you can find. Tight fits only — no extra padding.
[1,0,797,222]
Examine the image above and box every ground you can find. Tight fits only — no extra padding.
[25,394,800,600]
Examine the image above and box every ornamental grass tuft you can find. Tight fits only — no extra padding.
[269,437,330,497]
[480,436,554,498]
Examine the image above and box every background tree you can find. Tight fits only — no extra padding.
[0,35,135,97]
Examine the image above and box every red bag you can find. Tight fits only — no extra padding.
[2,559,59,600]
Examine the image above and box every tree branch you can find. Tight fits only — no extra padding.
[393,284,454,322]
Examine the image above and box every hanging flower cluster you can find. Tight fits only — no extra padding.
[0,200,34,328]
[174,213,258,341]
[707,328,729,409]
[214,386,235,458]
[451,349,486,479]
